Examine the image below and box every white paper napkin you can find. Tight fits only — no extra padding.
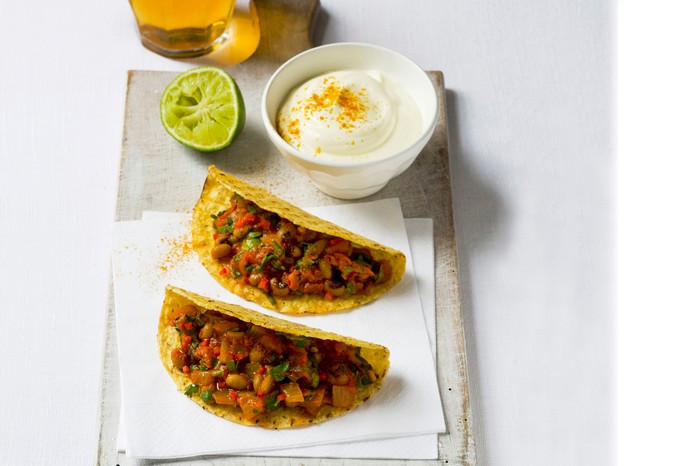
[111,199,444,459]
[117,215,438,459]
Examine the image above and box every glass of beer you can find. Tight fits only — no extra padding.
[129,0,236,58]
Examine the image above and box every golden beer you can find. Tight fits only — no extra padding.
[129,0,236,58]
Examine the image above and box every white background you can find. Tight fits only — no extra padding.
[0,0,696,465]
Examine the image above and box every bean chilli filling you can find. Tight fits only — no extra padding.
[159,291,388,428]
[209,194,393,304]
[192,167,405,314]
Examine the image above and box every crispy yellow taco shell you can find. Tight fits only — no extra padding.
[158,285,390,429]
[191,166,406,315]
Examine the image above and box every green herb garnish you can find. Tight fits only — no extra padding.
[269,361,289,381]
[184,384,200,397]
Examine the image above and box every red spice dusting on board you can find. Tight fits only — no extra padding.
[159,232,194,272]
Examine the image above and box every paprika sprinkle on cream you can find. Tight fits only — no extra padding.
[275,70,422,162]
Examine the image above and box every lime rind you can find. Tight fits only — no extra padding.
[160,66,246,152]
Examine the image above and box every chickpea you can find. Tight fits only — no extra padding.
[215,233,231,244]
[225,373,250,390]
[276,222,297,242]
[233,225,251,240]
[289,245,302,258]
[305,239,328,260]
[270,277,291,297]
[211,243,232,259]
[248,272,263,287]
[324,280,345,297]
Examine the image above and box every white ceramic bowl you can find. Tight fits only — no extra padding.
[261,42,439,199]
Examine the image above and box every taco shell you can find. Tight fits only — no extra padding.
[191,166,406,315]
[158,285,390,429]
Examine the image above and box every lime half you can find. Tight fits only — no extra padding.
[160,67,246,152]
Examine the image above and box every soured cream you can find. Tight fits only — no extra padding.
[276,70,422,161]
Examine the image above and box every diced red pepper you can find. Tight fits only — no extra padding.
[215,207,236,226]
[214,209,236,227]
[286,270,301,291]
[258,216,272,231]
[219,267,228,276]
[182,365,190,374]
[259,277,269,292]
[234,212,257,229]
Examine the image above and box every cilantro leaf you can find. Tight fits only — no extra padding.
[269,361,289,382]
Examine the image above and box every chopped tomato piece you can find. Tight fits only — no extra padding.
[170,347,188,369]
[190,370,214,386]
[332,385,357,409]
[280,382,305,403]
[304,388,325,416]
[213,320,237,335]
[213,390,238,405]
[238,392,264,420]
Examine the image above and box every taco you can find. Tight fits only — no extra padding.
[158,286,390,428]
[191,166,406,315]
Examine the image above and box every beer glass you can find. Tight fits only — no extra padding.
[129,0,236,58]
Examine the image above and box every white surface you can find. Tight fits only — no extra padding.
[111,200,443,458]
[616,2,700,465]
[0,0,657,465]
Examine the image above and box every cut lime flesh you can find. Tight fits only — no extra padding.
[160,66,245,152]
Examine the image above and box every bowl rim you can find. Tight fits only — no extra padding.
[261,42,439,169]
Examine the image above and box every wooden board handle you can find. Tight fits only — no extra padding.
[253,0,319,63]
